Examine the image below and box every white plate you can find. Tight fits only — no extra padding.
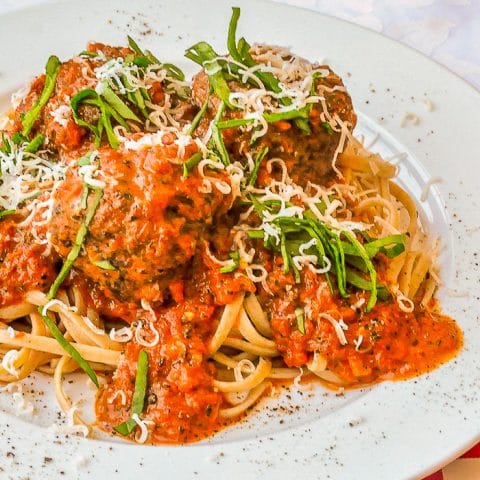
[0,1,479,479]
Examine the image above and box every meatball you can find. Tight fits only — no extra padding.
[48,135,232,305]
[191,46,356,187]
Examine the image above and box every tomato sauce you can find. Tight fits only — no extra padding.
[262,254,462,387]
[95,254,249,443]
[0,217,56,307]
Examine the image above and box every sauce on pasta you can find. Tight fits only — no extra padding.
[0,8,462,444]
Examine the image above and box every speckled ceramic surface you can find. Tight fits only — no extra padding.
[0,1,479,479]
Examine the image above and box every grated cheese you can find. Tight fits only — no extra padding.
[134,321,160,348]
[318,313,348,345]
[107,389,127,406]
[109,326,133,343]
[50,104,71,128]
[353,335,363,351]
[0,140,66,213]
[2,349,20,378]
[132,413,154,444]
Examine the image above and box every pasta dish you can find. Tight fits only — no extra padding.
[0,8,462,444]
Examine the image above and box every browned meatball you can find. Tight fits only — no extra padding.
[191,48,356,187]
[48,135,232,305]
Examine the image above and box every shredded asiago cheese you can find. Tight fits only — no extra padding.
[107,389,127,406]
[50,404,89,437]
[0,141,66,213]
[422,98,434,112]
[318,313,348,345]
[41,298,77,316]
[353,335,363,351]
[396,292,415,313]
[83,315,105,336]
[50,104,71,127]
[134,321,160,348]
[109,326,133,343]
[2,349,20,377]
[132,413,154,444]
[0,382,35,416]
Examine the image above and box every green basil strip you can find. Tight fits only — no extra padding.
[0,133,12,156]
[346,269,391,302]
[161,62,186,82]
[24,134,45,154]
[37,309,99,388]
[0,210,15,219]
[342,231,377,312]
[101,83,141,122]
[211,101,230,165]
[247,230,264,239]
[78,50,99,58]
[217,118,254,130]
[345,254,368,274]
[182,151,203,178]
[227,7,243,63]
[341,234,406,259]
[295,308,306,335]
[219,251,240,273]
[126,85,148,119]
[263,108,309,123]
[47,188,103,299]
[77,151,95,166]
[364,234,406,258]
[127,36,143,55]
[114,350,149,436]
[185,42,234,109]
[248,147,269,187]
[71,89,102,144]
[323,122,333,134]
[41,185,103,388]
[22,55,61,138]
[187,90,211,136]
[71,90,121,149]
[94,260,116,270]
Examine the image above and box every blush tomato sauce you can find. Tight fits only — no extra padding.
[0,217,56,307]
[95,252,253,443]
[261,252,462,387]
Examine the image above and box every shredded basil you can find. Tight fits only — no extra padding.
[219,251,241,273]
[248,195,392,311]
[39,177,104,388]
[24,134,45,154]
[248,147,269,187]
[295,308,306,334]
[94,260,116,270]
[187,89,211,136]
[211,101,230,165]
[114,350,149,436]
[185,42,234,109]
[22,55,61,138]
[0,210,15,219]
[225,7,311,134]
[182,151,203,178]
